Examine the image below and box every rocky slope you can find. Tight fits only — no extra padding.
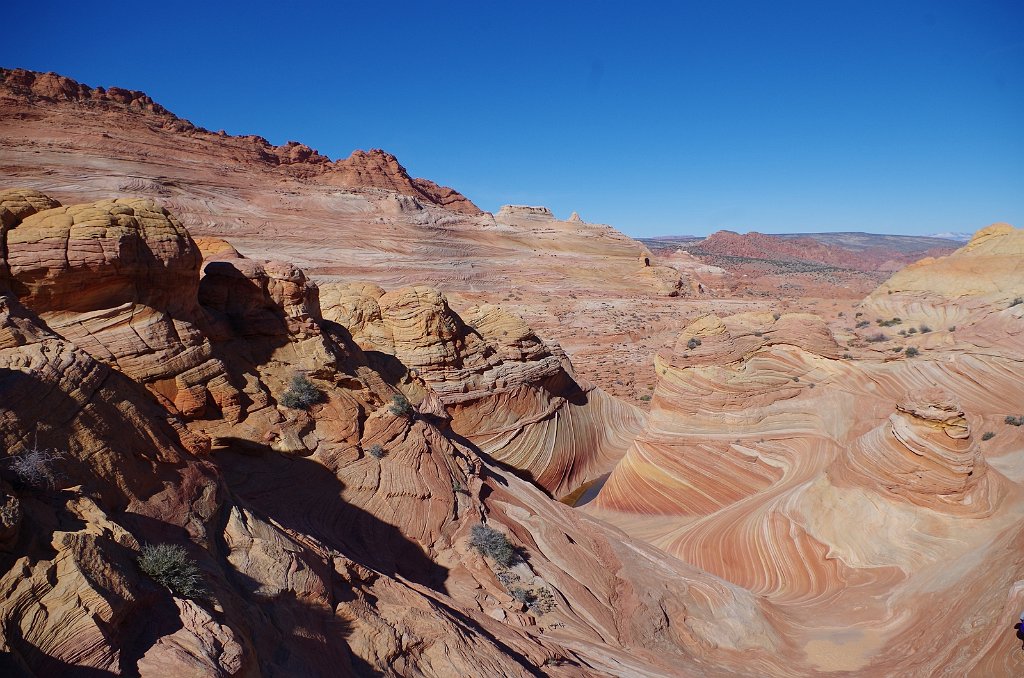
[0,67,676,296]
[0,189,794,676]
[583,224,1024,674]
[0,67,703,404]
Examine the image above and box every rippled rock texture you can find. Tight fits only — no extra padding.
[585,225,1024,674]
[0,192,786,676]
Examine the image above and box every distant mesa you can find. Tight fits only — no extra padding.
[496,204,555,219]
[929,231,974,242]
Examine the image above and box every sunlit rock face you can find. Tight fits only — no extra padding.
[320,282,643,498]
[584,225,1024,675]
[830,387,999,516]
[2,192,798,676]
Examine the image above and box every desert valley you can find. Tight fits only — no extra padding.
[1,65,1023,678]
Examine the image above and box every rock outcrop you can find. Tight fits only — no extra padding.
[583,227,1024,674]
[496,205,555,219]
[320,282,643,498]
[0,191,791,676]
[0,68,480,215]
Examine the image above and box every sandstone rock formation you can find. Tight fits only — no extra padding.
[0,191,791,676]
[0,67,701,404]
[319,282,643,498]
[584,226,1024,674]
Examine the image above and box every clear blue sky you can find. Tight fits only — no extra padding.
[3,1,1022,236]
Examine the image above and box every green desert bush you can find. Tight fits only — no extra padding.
[137,543,206,598]
[469,523,519,567]
[1006,415,1024,427]
[905,347,920,357]
[981,431,996,441]
[280,373,324,409]
[686,337,702,350]
[389,394,414,417]
[866,333,888,343]
[919,325,932,333]
[368,444,386,459]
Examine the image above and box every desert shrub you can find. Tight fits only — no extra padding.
[855,312,863,317]
[469,523,518,567]
[686,337,702,350]
[892,346,903,352]
[1011,297,1023,308]
[754,331,764,337]
[368,444,386,459]
[6,437,64,489]
[878,317,902,327]
[866,333,888,343]
[898,329,907,336]
[908,327,918,334]
[842,353,853,359]
[948,326,956,332]
[280,373,324,409]
[919,325,931,333]
[510,587,535,605]
[981,432,995,441]
[1006,415,1024,427]
[856,320,870,328]
[509,586,555,614]
[905,347,920,357]
[389,394,413,417]
[137,543,206,598]
[772,313,781,320]
[639,394,651,402]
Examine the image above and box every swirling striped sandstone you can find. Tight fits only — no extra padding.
[320,283,643,498]
[0,215,786,675]
[584,229,1024,674]
[829,388,1000,516]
